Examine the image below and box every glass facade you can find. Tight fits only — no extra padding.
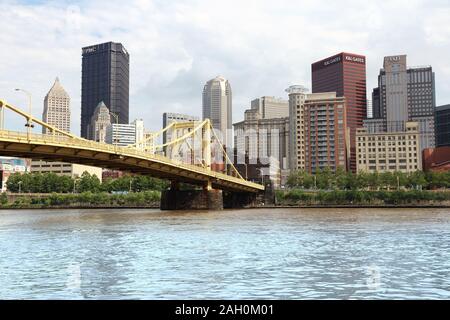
[436,105,450,147]
[371,57,436,150]
[81,42,129,139]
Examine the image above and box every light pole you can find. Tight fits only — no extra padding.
[110,112,119,125]
[244,151,248,180]
[73,178,79,194]
[18,181,22,194]
[110,112,119,149]
[129,178,133,193]
[257,168,265,186]
[14,88,34,136]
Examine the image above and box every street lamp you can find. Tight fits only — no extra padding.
[110,112,119,125]
[129,178,133,193]
[257,168,265,186]
[244,151,249,180]
[18,181,22,194]
[110,112,119,148]
[73,178,79,194]
[14,88,34,135]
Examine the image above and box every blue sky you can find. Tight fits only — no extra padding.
[1,0,449,135]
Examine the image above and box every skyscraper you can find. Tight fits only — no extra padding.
[304,94,349,173]
[369,55,436,150]
[286,85,308,171]
[311,52,367,172]
[250,96,289,119]
[32,78,102,180]
[233,99,290,187]
[287,86,349,174]
[42,77,70,134]
[81,42,129,139]
[435,104,450,147]
[202,76,232,147]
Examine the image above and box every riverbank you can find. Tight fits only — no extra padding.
[0,191,160,209]
[275,189,450,207]
[1,189,450,210]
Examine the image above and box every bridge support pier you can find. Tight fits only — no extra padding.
[160,182,223,211]
[223,192,259,209]
[160,190,264,210]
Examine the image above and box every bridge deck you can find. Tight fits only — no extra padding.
[0,130,264,193]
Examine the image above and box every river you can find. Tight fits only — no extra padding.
[0,207,449,299]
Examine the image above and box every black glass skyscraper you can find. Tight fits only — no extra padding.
[81,42,129,139]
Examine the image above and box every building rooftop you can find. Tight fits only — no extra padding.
[436,104,450,111]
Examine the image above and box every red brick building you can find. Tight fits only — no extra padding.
[304,94,349,173]
[312,52,367,172]
[102,169,125,180]
[423,147,450,172]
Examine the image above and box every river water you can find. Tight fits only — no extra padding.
[0,207,449,299]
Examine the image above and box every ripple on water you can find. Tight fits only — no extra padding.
[0,208,450,299]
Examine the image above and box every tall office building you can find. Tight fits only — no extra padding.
[250,96,289,119]
[286,85,309,171]
[435,104,450,147]
[32,79,102,180]
[105,119,145,147]
[304,93,349,173]
[286,86,348,174]
[369,55,436,150]
[233,103,290,187]
[162,112,200,146]
[81,42,129,139]
[372,88,381,119]
[311,52,367,172]
[202,76,232,148]
[42,77,70,134]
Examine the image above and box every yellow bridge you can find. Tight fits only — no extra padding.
[0,100,264,209]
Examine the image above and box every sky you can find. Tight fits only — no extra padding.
[0,0,449,135]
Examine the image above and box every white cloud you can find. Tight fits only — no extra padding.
[0,0,449,135]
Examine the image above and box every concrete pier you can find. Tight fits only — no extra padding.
[160,189,224,210]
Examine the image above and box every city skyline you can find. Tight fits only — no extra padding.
[1,1,449,136]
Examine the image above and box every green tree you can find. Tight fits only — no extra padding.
[0,192,8,205]
[77,172,101,193]
[407,171,427,190]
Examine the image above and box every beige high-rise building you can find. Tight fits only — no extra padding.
[42,77,70,134]
[32,78,102,181]
[250,96,289,119]
[287,86,350,173]
[233,103,290,188]
[356,122,422,173]
[286,85,309,171]
[304,94,350,173]
[202,76,232,148]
